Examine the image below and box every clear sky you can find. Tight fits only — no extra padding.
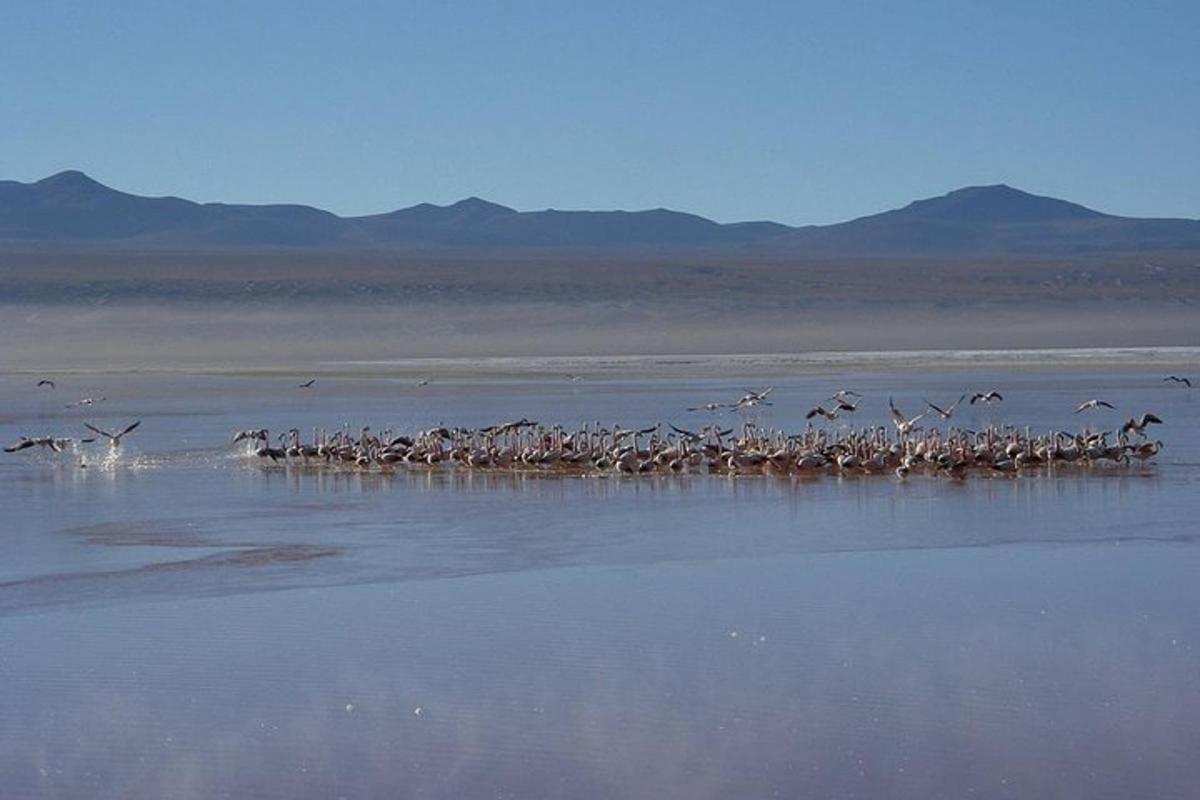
[3,1,1197,224]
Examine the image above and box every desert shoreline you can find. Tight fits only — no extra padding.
[5,346,1197,381]
[3,249,1196,372]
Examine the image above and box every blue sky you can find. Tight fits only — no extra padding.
[3,1,1197,223]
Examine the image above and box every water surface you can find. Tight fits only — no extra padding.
[1,363,1197,798]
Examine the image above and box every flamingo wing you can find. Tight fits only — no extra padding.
[84,422,114,439]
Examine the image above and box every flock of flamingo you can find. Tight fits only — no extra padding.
[4,376,1185,478]
[222,382,1176,480]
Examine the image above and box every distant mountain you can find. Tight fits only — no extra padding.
[1,171,1197,254]
[347,198,783,246]
[0,170,345,247]
[0,171,775,249]
[779,184,1200,254]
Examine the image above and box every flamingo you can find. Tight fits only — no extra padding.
[1074,399,1115,413]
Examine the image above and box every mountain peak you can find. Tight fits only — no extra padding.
[449,196,516,214]
[895,183,1104,224]
[36,169,107,189]
[32,170,117,201]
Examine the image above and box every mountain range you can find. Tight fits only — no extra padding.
[2,170,1198,254]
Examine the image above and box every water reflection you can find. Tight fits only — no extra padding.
[2,546,1198,799]
[0,456,1189,618]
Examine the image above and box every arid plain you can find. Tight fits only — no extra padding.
[2,247,1197,371]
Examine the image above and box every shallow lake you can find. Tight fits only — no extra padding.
[1,361,1197,798]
